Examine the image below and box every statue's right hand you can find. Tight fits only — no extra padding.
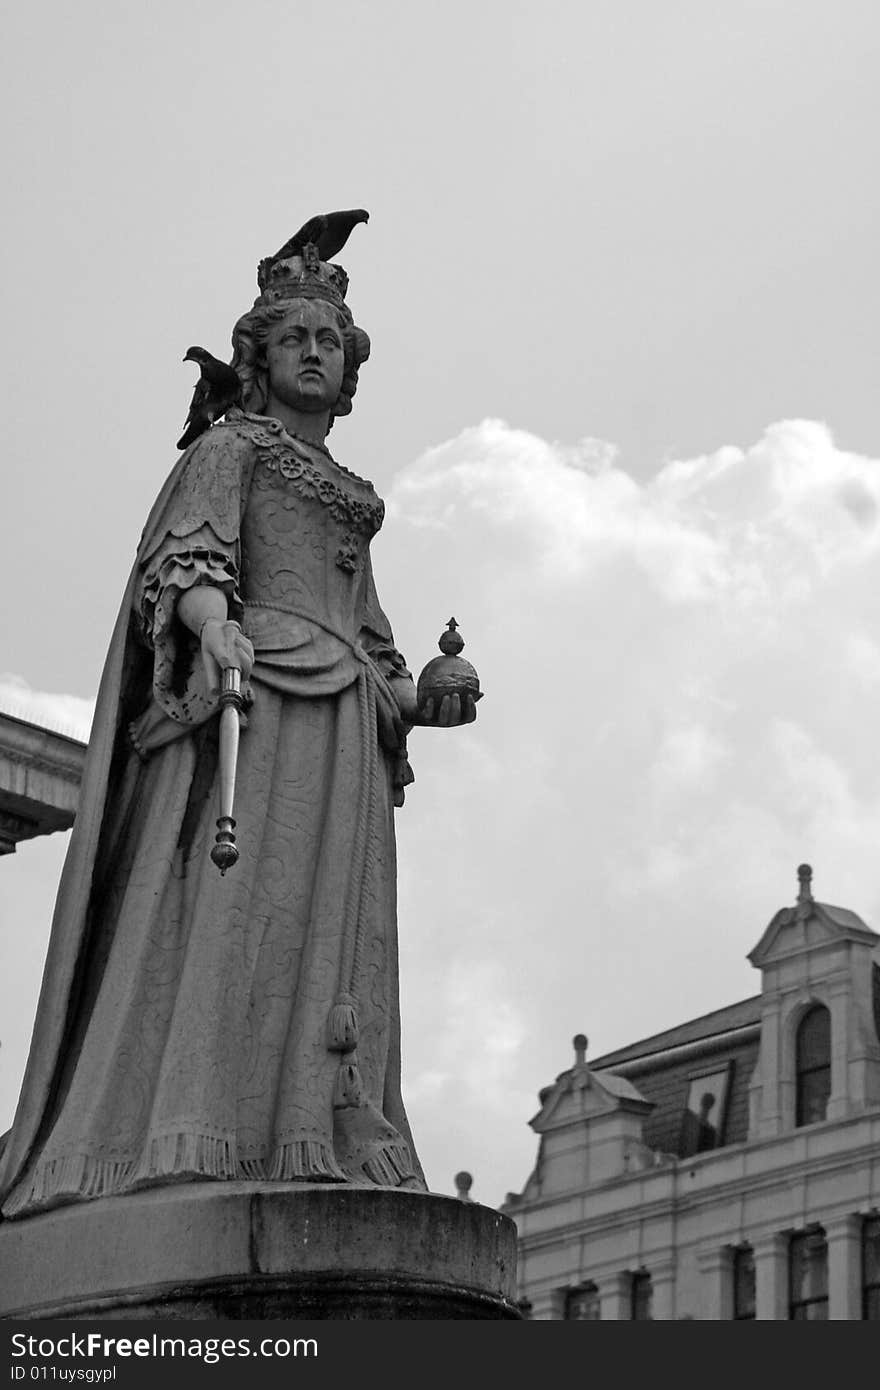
[200,618,255,697]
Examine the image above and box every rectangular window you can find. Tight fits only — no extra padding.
[796,1065,831,1126]
[863,1216,880,1320]
[733,1246,756,1320]
[789,1229,828,1320]
[565,1283,600,1320]
[679,1061,734,1157]
[631,1271,652,1320]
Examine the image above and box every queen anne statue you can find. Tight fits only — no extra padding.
[0,223,478,1218]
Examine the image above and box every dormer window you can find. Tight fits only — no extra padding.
[795,1005,831,1127]
[679,1062,733,1157]
[747,865,880,1138]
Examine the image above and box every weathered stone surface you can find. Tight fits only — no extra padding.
[0,219,508,1319]
[0,712,84,853]
[1,224,481,1218]
[0,1185,520,1320]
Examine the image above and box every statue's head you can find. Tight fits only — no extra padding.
[231,251,370,430]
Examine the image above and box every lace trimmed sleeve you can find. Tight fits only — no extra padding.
[134,429,247,725]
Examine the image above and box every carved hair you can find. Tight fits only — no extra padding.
[230,298,370,429]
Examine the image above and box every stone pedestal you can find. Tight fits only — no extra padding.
[0,1183,519,1320]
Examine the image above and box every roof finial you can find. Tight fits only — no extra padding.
[573,1033,588,1066]
[454,1170,474,1201]
[797,863,813,903]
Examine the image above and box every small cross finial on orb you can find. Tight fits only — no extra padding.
[573,1033,588,1066]
[454,1170,474,1201]
[437,618,465,657]
[797,863,813,903]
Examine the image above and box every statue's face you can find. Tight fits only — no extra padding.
[265,300,345,414]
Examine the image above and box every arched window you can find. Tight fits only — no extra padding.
[795,1004,831,1127]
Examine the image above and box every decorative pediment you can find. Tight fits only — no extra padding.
[749,898,876,969]
[529,1035,652,1134]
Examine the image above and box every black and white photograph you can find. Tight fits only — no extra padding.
[1,0,879,1352]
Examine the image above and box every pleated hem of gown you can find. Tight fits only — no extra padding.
[2,1132,421,1218]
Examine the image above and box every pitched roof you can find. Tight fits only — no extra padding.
[590,994,762,1070]
[823,903,877,935]
[599,1070,650,1103]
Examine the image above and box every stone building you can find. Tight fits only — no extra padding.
[0,711,85,855]
[503,865,880,1320]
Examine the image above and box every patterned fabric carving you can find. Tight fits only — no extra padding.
[255,437,384,572]
[0,414,424,1219]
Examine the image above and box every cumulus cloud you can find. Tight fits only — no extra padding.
[844,632,880,686]
[389,417,727,598]
[650,723,730,791]
[390,417,880,610]
[0,674,94,741]
[383,415,880,1202]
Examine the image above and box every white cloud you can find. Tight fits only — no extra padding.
[844,632,880,686]
[385,416,880,1099]
[651,723,729,791]
[390,416,880,613]
[0,674,94,741]
[390,417,728,598]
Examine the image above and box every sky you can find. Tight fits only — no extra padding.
[3,0,880,1210]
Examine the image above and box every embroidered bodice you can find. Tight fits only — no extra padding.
[240,423,385,638]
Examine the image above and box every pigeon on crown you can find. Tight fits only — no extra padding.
[254,207,370,308]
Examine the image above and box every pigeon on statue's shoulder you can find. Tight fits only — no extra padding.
[177,347,243,451]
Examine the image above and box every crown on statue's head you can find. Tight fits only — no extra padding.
[255,243,350,310]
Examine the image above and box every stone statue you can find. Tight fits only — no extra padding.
[0,221,478,1219]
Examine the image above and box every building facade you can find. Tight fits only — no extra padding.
[504,865,880,1319]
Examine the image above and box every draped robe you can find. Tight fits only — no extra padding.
[0,410,425,1218]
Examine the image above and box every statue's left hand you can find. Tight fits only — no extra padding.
[415,691,479,727]
[390,675,479,729]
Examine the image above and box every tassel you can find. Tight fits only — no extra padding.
[333,1055,365,1108]
[327,993,359,1052]
[361,1142,417,1188]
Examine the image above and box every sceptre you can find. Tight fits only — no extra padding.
[210,666,245,874]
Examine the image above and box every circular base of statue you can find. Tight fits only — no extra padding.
[0,1183,521,1320]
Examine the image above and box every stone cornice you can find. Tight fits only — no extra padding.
[0,713,87,780]
[0,711,86,850]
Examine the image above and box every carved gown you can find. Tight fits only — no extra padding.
[1,411,424,1217]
